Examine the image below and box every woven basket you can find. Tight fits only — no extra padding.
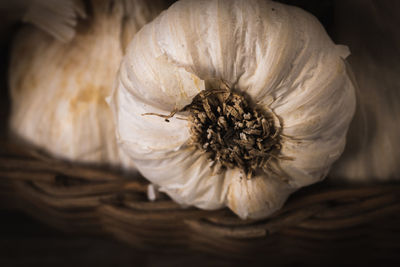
[1,138,400,263]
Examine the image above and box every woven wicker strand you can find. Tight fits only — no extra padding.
[1,139,400,259]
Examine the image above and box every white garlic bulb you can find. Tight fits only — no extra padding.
[9,0,168,166]
[110,0,356,219]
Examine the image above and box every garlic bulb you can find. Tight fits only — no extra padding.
[330,1,400,183]
[22,0,87,42]
[0,0,86,43]
[110,0,356,219]
[9,0,168,166]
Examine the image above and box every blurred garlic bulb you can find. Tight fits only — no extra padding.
[110,0,356,219]
[331,0,400,183]
[22,0,87,42]
[0,0,86,43]
[9,0,169,166]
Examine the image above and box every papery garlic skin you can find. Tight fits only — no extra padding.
[110,0,356,219]
[9,0,168,166]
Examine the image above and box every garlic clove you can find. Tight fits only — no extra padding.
[110,75,191,156]
[279,137,344,187]
[134,148,231,210]
[274,59,356,187]
[117,24,204,111]
[227,171,293,220]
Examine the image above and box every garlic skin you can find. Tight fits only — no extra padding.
[110,0,356,219]
[9,0,168,166]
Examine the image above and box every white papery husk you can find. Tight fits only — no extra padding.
[9,0,168,167]
[110,0,356,219]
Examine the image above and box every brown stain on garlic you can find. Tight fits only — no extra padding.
[69,84,108,116]
[227,183,237,212]
[176,74,187,99]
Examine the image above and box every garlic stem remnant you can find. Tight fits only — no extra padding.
[184,88,280,179]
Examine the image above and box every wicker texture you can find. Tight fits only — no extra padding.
[1,140,400,262]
